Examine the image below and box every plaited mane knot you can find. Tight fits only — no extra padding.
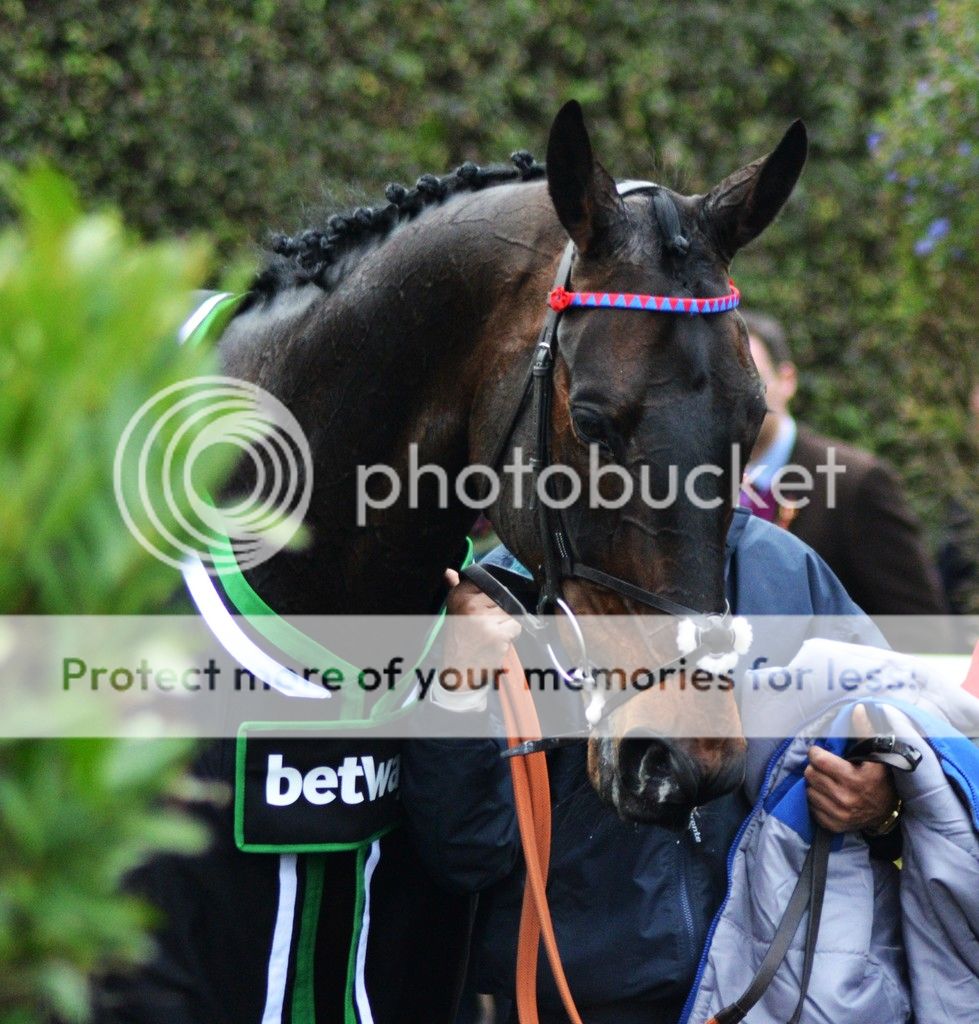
[456,162,479,184]
[510,150,536,177]
[652,189,690,257]
[416,174,447,199]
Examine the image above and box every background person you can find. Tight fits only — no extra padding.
[740,310,948,617]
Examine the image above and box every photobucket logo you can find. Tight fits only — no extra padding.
[114,376,313,572]
[356,444,844,524]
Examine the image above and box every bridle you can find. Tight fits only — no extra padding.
[474,181,751,730]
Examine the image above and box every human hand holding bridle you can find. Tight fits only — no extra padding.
[441,568,522,693]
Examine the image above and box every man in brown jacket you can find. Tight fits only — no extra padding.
[740,310,948,616]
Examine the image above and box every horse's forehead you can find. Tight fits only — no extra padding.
[567,311,745,396]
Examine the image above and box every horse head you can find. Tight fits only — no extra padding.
[487,101,807,825]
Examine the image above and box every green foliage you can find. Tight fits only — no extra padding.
[4,0,974,579]
[871,0,979,606]
[0,738,208,1024]
[0,165,227,613]
[876,0,977,303]
[874,0,977,412]
[0,169,220,1021]
[0,2,930,285]
[3,3,967,476]
[0,5,974,559]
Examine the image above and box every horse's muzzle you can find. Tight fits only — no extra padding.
[603,730,747,827]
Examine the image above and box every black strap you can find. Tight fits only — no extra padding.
[481,242,576,481]
[711,825,830,1024]
[845,733,923,772]
[461,563,539,625]
[788,826,830,1024]
[500,735,585,759]
[569,562,711,619]
[531,319,565,611]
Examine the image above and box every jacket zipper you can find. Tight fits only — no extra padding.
[677,738,792,1024]
[677,835,698,966]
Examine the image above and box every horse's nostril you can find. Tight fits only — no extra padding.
[637,739,671,782]
[619,732,697,806]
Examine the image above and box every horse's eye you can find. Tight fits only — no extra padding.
[571,407,617,458]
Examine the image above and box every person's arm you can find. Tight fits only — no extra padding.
[401,730,521,892]
[401,575,522,892]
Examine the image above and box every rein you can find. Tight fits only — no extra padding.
[497,645,585,1024]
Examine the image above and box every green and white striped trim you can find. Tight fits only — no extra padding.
[179,291,244,348]
[260,845,382,1024]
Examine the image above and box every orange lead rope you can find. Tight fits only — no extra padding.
[499,644,585,1024]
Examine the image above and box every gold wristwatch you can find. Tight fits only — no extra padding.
[863,799,902,837]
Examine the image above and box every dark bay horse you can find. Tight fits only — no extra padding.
[218,100,807,825]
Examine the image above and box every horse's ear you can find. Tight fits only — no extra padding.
[546,100,625,256]
[702,120,808,262]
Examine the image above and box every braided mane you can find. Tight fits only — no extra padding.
[246,151,545,306]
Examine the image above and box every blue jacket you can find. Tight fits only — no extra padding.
[402,510,882,1023]
[684,651,979,1024]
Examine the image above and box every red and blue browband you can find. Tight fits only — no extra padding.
[548,279,740,315]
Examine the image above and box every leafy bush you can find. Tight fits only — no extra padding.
[0,7,975,561]
[0,739,206,1024]
[0,166,218,613]
[0,167,221,1022]
[871,0,978,595]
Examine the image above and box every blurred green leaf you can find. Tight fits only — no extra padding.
[0,166,219,1022]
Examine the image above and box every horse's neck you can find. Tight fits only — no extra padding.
[223,184,560,614]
